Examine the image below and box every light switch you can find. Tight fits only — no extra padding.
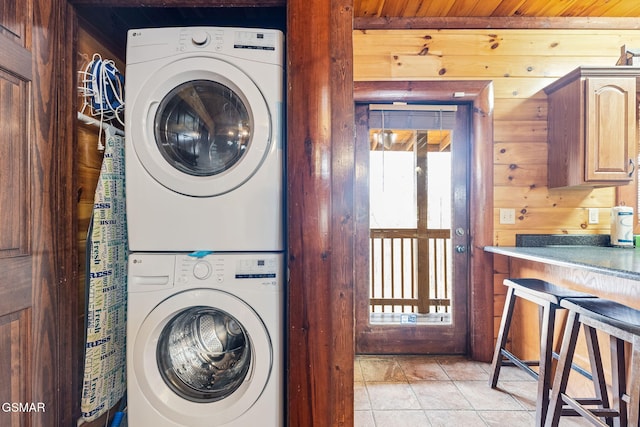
[499,208,516,225]
[588,208,599,224]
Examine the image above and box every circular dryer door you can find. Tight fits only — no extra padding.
[130,57,271,196]
[132,289,273,425]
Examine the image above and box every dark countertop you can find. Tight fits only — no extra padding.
[484,245,640,281]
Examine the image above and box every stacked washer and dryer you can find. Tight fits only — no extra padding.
[124,27,285,426]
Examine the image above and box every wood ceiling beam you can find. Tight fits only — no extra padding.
[67,0,285,6]
[354,16,640,30]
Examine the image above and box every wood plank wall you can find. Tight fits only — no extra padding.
[353,28,640,341]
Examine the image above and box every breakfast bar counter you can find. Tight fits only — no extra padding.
[485,244,640,370]
[486,244,640,424]
[485,245,640,281]
[485,245,640,309]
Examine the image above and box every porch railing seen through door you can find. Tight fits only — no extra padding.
[369,227,452,323]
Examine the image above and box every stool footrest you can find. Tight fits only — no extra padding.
[498,348,594,381]
[499,349,539,380]
[561,394,619,424]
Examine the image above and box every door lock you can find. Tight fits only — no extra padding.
[455,245,466,253]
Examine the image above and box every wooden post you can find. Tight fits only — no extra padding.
[416,149,431,313]
[287,0,355,426]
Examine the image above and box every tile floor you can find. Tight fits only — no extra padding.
[354,355,593,427]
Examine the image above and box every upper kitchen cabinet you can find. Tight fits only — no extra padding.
[545,66,638,189]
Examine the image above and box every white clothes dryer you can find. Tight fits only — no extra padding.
[125,27,284,252]
[127,252,284,426]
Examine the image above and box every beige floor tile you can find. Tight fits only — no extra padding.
[479,410,535,426]
[359,357,407,383]
[355,382,371,411]
[455,380,525,411]
[354,359,365,382]
[354,410,376,427]
[366,382,421,410]
[490,365,538,382]
[425,410,487,427]
[557,416,597,426]
[352,355,593,427]
[497,380,538,411]
[437,358,491,381]
[411,381,474,410]
[396,356,449,382]
[373,410,430,426]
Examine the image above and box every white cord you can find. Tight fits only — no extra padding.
[78,54,125,123]
[78,54,125,150]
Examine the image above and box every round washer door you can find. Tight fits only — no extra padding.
[130,57,271,196]
[132,288,273,425]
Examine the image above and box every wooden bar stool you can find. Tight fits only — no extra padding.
[489,278,595,426]
[545,297,640,427]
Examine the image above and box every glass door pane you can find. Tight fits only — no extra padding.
[368,119,454,326]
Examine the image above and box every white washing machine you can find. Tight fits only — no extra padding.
[125,27,284,252]
[127,252,284,426]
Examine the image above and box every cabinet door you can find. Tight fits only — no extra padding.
[585,77,636,182]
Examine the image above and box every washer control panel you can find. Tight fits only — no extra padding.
[235,257,278,279]
[175,253,280,286]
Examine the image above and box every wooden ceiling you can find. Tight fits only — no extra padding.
[73,0,640,58]
[353,0,640,18]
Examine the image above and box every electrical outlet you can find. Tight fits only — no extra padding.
[588,208,599,224]
[499,208,516,225]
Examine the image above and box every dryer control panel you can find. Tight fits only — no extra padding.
[126,26,284,66]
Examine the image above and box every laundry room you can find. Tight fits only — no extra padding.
[0,0,354,424]
[10,0,640,426]
[72,5,288,427]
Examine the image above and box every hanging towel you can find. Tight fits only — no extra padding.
[81,128,128,421]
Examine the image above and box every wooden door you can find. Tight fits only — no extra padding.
[355,102,470,354]
[0,0,73,425]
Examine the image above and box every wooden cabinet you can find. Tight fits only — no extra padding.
[544,66,638,188]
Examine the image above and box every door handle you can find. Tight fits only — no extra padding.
[455,245,466,253]
[629,158,636,178]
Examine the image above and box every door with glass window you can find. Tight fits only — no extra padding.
[355,103,470,354]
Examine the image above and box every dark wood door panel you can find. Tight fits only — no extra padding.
[0,0,30,47]
[0,309,32,427]
[0,258,32,316]
[0,69,30,259]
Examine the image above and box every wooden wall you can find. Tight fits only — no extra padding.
[353,28,640,341]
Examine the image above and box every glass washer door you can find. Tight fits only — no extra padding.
[133,288,273,425]
[130,57,272,197]
[157,305,252,403]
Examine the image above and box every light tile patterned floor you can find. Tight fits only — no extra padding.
[354,355,593,427]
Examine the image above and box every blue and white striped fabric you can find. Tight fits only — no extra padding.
[81,129,127,421]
